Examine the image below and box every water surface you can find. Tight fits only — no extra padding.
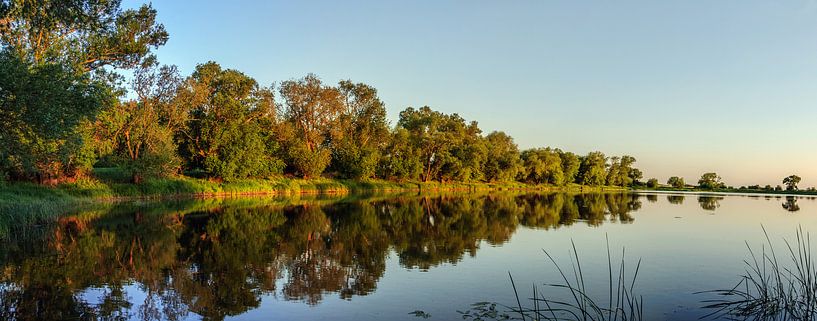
[1,192,814,320]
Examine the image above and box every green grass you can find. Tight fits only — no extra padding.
[0,167,632,229]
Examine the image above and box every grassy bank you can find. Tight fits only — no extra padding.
[0,169,628,220]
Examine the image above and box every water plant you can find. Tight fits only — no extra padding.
[461,237,643,321]
[700,226,817,320]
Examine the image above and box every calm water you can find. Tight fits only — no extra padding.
[1,192,815,320]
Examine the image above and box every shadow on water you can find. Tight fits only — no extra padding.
[0,192,643,320]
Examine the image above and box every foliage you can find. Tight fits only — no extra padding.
[482,131,522,182]
[667,176,685,188]
[783,175,801,191]
[0,50,111,181]
[578,151,608,186]
[177,62,282,181]
[328,80,389,179]
[519,148,563,185]
[398,106,485,182]
[606,155,639,187]
[646,178,659,188]
[0,0,168,70]
[697,172,724,190]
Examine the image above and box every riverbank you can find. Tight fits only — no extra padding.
[0,174,628,223]
[635,186,817,197]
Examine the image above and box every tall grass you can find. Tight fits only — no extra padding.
[700,226,817,320]
[461,237,643,321]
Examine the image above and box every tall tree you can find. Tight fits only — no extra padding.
[0,50,111,181]
[482,131,522,182]
[558,150,580,185]
[329,80,389,179]
[177,62,282,180]
[0,0,167,181]
[578,151,607,186]
[0,0,168,70]
[279,74,344,178]
[397,106,479,182]
[783,174,801,191]
[667,176,685,188]
[94,58,182,182]
[519,148,563,185]
[697,172,724,190]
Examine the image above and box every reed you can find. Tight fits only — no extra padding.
[700,226,817,321]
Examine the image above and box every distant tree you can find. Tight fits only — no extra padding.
[697,172,724,190]
[667,176,685,189]
[558,150,581,185]
[783,175,802,191]
[519,148,563,185]
[482,131,522,182]
[628,168,644,186]
[578,152,607,186]
[398,106,484,182]
[764,185,773,191]
[775,185,783,191]
[646,178,659,188]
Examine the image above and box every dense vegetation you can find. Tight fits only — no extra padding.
[0,0,645,192]
[2,1,811,199]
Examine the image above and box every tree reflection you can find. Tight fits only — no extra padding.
[698,196,723,211]
[667,195,685,205]
[0,192,645,319]
[782,196,800,212]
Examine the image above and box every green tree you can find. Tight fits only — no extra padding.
[177,62,282,180]
[558,150,580,185]
[667,176,685,188]
[519,148,563,185]
[578,151,607,186]
[96,59,182,182]
[279,74,344,178]
[328,80,389,179]
[0,51,111,181]
[697,172,724,190]
[482,131,522,182]
[783,174,801,191]
[0,0,168,70]
[377,128,422,181]
[397,106,483,182]
[0,0,167,181]
[646,178,659,188]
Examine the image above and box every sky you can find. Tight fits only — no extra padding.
[123,0,817,187]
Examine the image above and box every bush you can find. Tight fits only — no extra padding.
[288,145,331,179]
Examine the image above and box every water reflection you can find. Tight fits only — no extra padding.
[698,196,723,211]
[782,196,800,212]
[0,193,648,320]
[667,195,685,204]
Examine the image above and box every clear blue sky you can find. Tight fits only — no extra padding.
[125,0,817,187]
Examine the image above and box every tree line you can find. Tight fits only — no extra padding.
[0,0,647,187]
